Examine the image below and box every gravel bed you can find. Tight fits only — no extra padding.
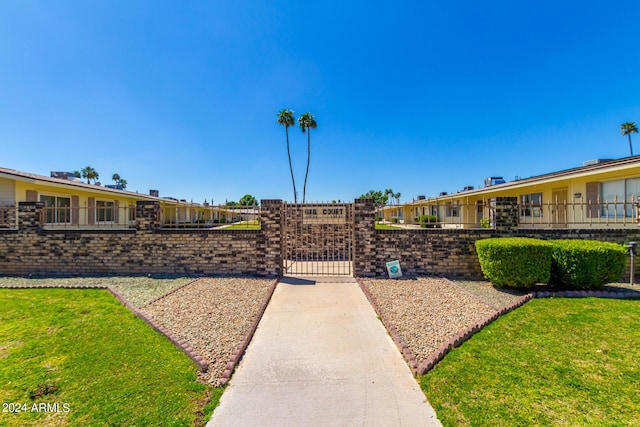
[448,280,528,309]
[142,277,273,385]
[360,277,496,365]
[0,277,192,307]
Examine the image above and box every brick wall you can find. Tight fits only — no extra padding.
[0,201,279,277]
[2,199,639,280]
[352,199,640,280]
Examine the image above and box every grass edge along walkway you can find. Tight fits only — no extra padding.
[0,288,221,426]
[420,297,640,427]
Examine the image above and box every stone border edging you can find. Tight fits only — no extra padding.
[0,283,209,373]
[533,289,640,299]
[415,293,533,375]
[355,278,640,377]
[107,286,209,372]
[218,277,280,387]
[354,277,420,374]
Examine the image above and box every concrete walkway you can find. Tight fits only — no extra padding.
[207,276,442,426]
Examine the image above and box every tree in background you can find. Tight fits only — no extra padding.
[359,190,389,207]
[112,173,128,189]
[621,122,638,156]
[277,109,298,203]
[298,112,317,203]
[394,192,401,205]
[384,189,395,205]
[238,194,258,206]
[72,170,81,178]
[81,166,99,184]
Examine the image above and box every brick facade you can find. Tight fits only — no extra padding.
[0,201,278,277]
[0,199,638,280]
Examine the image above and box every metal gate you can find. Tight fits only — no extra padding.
[282,203,354,276]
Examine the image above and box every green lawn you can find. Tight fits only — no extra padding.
[421,297,640,427]
[375,223,401,229]
[0,288,222,426]
[224,221,261,229]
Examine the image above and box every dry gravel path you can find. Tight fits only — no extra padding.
[360,277,506,365]
[142,277,273,384]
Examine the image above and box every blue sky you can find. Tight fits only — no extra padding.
[2,1,639,204]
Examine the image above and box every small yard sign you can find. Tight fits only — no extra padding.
[386,260,402,279]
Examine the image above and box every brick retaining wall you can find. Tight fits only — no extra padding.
[0,201,279,277]
[1,199,639,279]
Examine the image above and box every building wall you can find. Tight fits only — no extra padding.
[0,178,15,206]
[394,166,640,229]
[357,198,640,280]
[0,201,280,277]
[1,198,638,281]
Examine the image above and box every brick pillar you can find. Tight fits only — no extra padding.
[261,199,283,276]
[353,198,376,277]
[136,201,160,231]
[1,204,17,228]
[17,202,43,232]
[492,196,518,231]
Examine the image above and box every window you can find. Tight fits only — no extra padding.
[40,195,71,224]
[520,193,542,217]
[96,201,114,223]
[445,201,458,217]
[601,178,640,217]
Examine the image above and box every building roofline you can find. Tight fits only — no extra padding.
[0,166,194,205]
[396,155,640,208]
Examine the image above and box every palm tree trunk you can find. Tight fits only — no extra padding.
[303,131,310,203]
[286,127,297,203]
[629,134,634,157]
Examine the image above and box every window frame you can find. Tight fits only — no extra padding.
[40,195,72,224]
[519,192,543,218]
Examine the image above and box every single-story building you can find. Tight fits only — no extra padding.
[0,167,250,229]
[381,156,640,229]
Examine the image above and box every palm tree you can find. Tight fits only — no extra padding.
[112,173,121,185]
[384,189,394,205]
[395,192,401,205]
[298,112,317,203]
[621,122,638,156]
[119,179,127,190]
[81,166,99,184]
[277,109,297,202]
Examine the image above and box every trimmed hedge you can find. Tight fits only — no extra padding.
[475,238,553,288]
[549,239,627,289]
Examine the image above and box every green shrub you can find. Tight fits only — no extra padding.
[415,214,439,228]
[416,214,438,223]
[391,217,399,224]
[475,238,553,288]
[549,240,627,289]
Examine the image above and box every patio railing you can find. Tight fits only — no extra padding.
[380,197,640,229]
[39,205,136,228]
[159,204,261,229]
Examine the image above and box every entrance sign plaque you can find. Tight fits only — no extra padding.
[302,205,347,225]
